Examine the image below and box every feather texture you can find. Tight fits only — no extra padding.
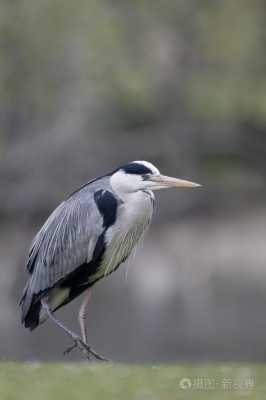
[20,175,155,329]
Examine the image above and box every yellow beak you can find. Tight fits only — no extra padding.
[150,175,201,189]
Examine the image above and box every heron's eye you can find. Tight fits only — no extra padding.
[142,173,151,181]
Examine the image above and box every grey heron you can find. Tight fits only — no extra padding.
[20,161,200,361]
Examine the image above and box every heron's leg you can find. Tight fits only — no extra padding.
[78,288,91,343]
[64,289,109,361]
[41,299,78,340]
[41,298,108,362]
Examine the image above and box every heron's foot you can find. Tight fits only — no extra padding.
[84,344,110,362]
[63,342,78,356]
[63,336,109,362]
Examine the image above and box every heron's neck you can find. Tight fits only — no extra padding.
[116,190,155,209]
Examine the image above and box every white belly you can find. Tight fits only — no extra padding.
[89,190,154,282]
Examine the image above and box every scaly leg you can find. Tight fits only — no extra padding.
[78,288,91,343]
[41,298,108,362]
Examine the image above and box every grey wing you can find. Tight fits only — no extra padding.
[25,192,104,296]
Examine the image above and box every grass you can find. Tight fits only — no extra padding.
[0,362,265,400]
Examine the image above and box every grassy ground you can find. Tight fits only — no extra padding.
[0,362,265,400]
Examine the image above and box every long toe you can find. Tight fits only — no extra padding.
[74,338,94,361]
[77,340,109,362]
[63,342,78,356]
[63,334,108,362]
[63,336,93,360]
[83,343,110,362]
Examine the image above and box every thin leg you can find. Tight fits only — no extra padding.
[41,299,79,341]
[78,288,91,343]
[41,298,108,362]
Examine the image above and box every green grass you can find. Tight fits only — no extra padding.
[0,362,265,400]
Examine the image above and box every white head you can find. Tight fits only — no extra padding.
[110,160,201,195]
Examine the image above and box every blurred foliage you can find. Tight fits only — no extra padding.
[1,0,266,124]
[0,0,266,219]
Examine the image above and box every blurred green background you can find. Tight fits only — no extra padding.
[1,0,266,371]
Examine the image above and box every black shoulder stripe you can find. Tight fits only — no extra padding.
[94,190,118,228]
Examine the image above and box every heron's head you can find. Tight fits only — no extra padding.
[110,161,201,194]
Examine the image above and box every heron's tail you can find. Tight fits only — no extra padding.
[20,283,42,330]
